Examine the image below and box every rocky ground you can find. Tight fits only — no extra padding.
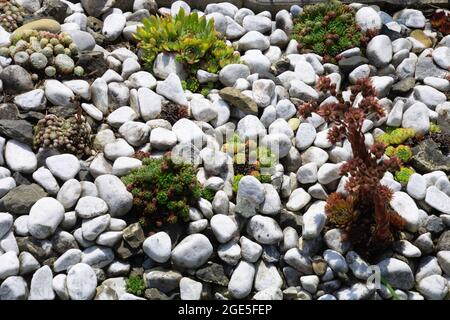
[0,0,450,301]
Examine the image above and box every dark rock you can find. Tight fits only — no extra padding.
[144,268,182,293]
[262,245,280,263]
[0,103,19,120]
[136,0,158,14]
[425,215,445,235]
[415,57,449,81]
[17,237,55,262]
[51,231,79,255]
[48,106,77,118]
[219,87,258,115]
[338,56,369,74]
[437,230,450,251]
[279,209,302,230]
[412,139,450,174]
[81,0,108,17]
[144,288,170,300]
[76,51,108,76]
[126,9,150,22]
[122,223,145,249]
[12,172,32,185]
[87,16,103,32]
[318,280,342,293]
[2,184,47,214]
[381,23,404,41]
[0,119,34,145]
[0,65,34,94]
[258,71,282,85]
[43,257,58,268]
[272,58,290,76]
[391,77,415,95]
[115,239,135,260]
[195,262,229,287]
[35,0,69,23]
[18,111,45,124]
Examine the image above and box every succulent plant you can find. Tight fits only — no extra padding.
[385,145,412,163]
[291,0,367,62]
[122,153,214,230]
[0,0,28,32]
[6,30,81,78]
[125,275,146,297]
[134,8,240,93]
[222,133,275,193]
[376,127,415,146]
[33,113,93,158]
[394,166,415,184]
[298,77,405,259]
[159,100,189,125]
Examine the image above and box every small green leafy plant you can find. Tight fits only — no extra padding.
[376,128,415,146]
[385,145,412,163]
[122,153,214,229]
[291,0,367,62]
[126,275,146,297]
[395,166,414,184]
[134,8,240,92]
[222,133,275,193]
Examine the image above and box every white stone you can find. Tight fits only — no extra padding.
[29,265,54,300]
[210,214,238,243]
[143,232,172,263]
[4,140,37,174]
[46,154,80,181]
[28,197,65,239]
[66,263,97,300]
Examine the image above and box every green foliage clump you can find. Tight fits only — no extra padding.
[430,122,441,133]
[223,133,275,193]
[122,154,213,229]
[376,128,415,146]
[385,145,412,163]
[291,0,365,62]
[395,167,415,184]
[134,8,240,92]
[125,275,146,297]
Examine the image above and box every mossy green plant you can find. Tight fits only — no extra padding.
[125,275,146,297]
[122,154,214,229]
[376,128,415,146]
[394,167,415,184]
[430,122,441,133]
[134,8,240,93]
[291,0,366,62]
[223,133,275,193]
[385,145,412,163]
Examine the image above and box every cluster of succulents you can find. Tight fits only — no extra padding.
[159,101,189,125]
[33,114,93,158]
[222,133,275,193]
[385,145,412,163]
[0,0,27,32]
[430,10,450,36]
[299,77,405,259]
[376,127,416,146]
[0,30,84,78]
[122,154,214,230]
[135,8,240,93]
[291,0,367,62]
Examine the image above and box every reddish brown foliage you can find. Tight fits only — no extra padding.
[298,77,405,257]
[430,11,450,35]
